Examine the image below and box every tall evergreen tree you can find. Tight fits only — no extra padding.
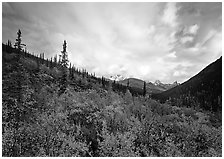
[127,79,130,88]
[14,29,26,57]
[54,55,57,67]
[39,54,42,63]
[7,40,12,47]
[36,56,40,72]
[58,40,69,96]
[143,81,146,97]
[46,59,49,67]
[102,76,105,88]
[13,30,27,103]
[50,57,53,68]
[69,62,74,80]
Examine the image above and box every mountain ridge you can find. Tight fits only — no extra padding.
[153,56,222,113]
[118,77,179,94]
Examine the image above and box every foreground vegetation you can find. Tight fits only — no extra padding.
[2,49,222,157]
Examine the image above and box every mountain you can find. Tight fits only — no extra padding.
[109,74,126,81]
[154,80,180,90]
[154,80,162,85]
[118,78,176,94]
[153,57,222,112]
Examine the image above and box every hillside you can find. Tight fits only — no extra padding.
[2,42,222,157]
[153,57,222,113]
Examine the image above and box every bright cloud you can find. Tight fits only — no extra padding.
[162,2,179,28]
[181,36,194,44]
[167,51,177,58]
[188,24,199,35]
[173,70,187,77]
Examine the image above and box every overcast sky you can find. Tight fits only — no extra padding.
[2,2,222,83]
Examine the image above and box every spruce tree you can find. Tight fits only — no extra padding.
[58,40,69,96]
[50,57,53,69]
[102,76,105,88]
[13,29,27,102]
[54,55,57,67]
[7,40,12,47]
[36,56,40,72]
[14,29,26,58]
[127,79,130,88]
[46,59,49,67]
[143,81,146,97]
[69,62,74,80]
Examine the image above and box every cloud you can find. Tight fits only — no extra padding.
[188,24,199,35]
[174,24,199,46]
[173,70,187,77]
[200,29,217,46]
[167,51,177,58]
[180,36,194,44]
[139,65,151,76]
[146,25,155,34]
[162,2,179,28]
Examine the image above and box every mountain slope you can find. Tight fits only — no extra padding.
[153,57,222,112]
[119,78,173,94]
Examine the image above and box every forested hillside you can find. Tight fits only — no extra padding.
[152,57,222,126]
[2,31,222,157]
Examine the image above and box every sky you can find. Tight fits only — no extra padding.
[2,2,222,83]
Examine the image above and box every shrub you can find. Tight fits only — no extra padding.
[98,122,140,157]
[21,58,38,71]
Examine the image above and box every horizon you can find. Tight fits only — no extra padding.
[2,2,222,83]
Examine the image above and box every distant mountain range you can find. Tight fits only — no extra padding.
[154,80,179,91]
[153,56,222,113]
[117,78,179,94]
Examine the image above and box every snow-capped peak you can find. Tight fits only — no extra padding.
[109,74,126,81]
[154,80,162,85]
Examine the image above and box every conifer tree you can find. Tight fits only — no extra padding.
[143,81,146,97]
[7,40,12,47]
[12,30,26,104]
[82,69,85,78]
[14,29,26,55]
[69,62,74,79]
[46,59,49,67]
[50,57,53,68]
[71,65,75,80]
[102,76,105,87]
[39,54,42,63]
[127,79,130,88]
[58,40,69,96]
[36,57,40,72]
[54,55,57,67]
